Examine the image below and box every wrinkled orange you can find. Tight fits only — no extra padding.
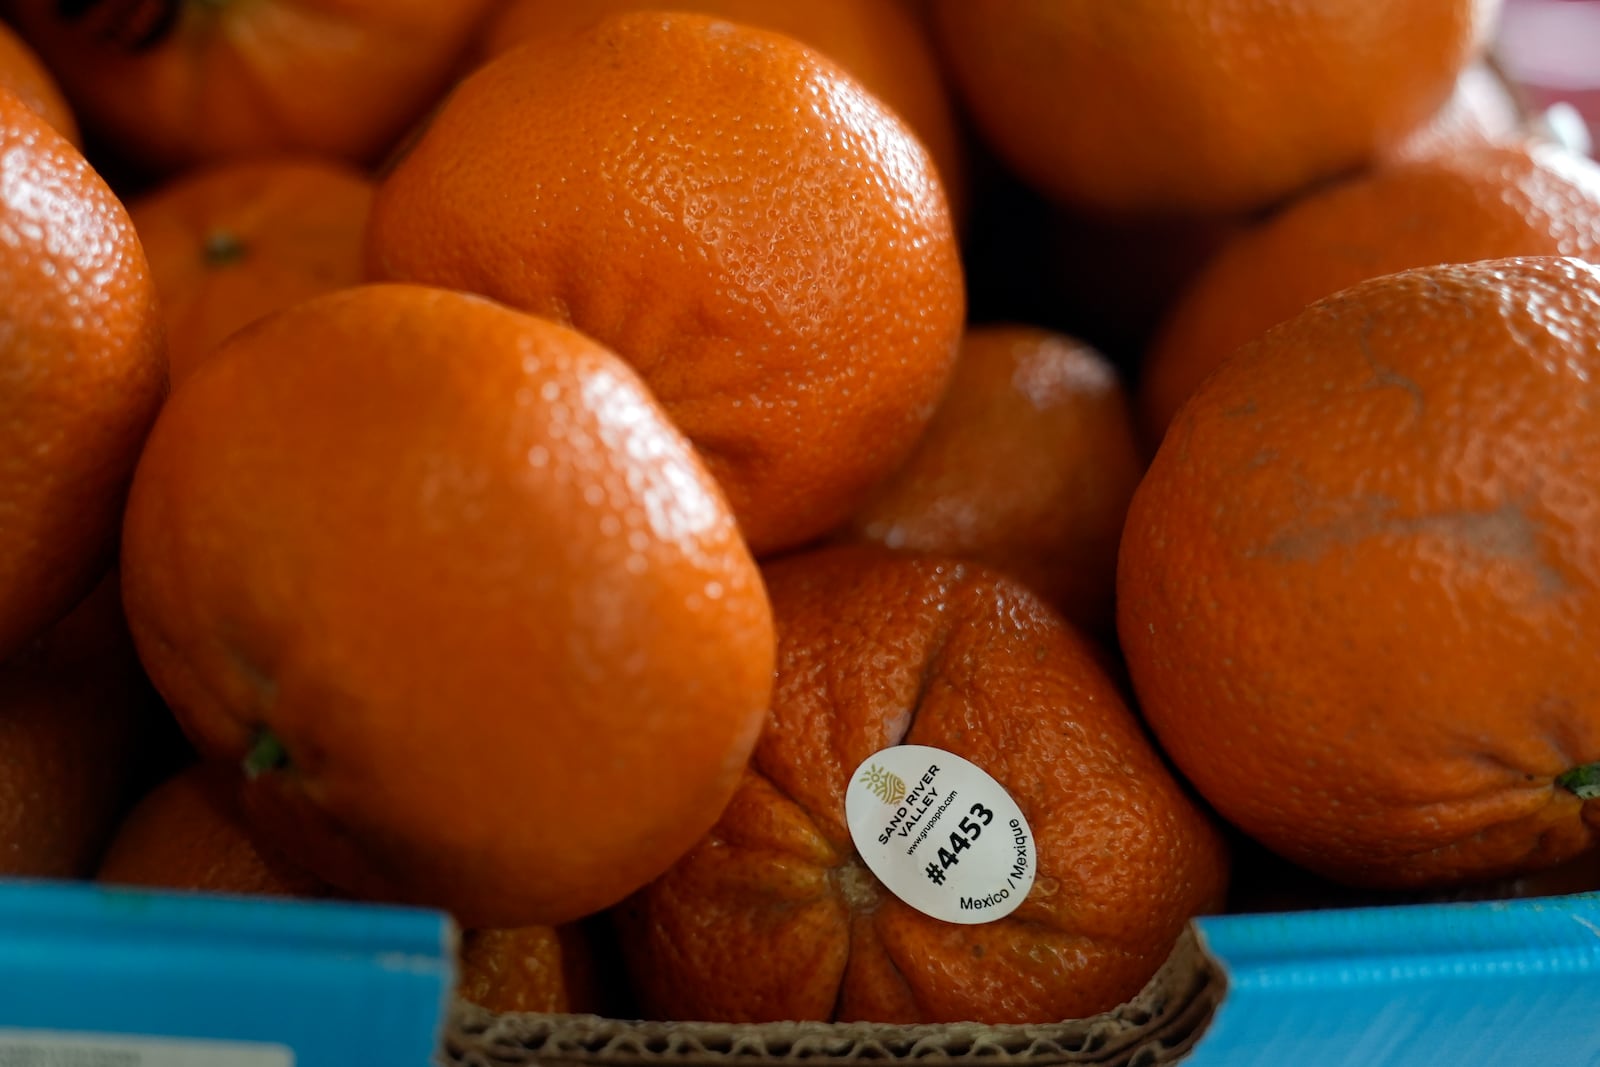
[617,545,1228,1024]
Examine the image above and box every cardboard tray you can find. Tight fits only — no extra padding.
[442,923,1218,1067]
[0,880,1595,1066]
[444,892,1600,1067]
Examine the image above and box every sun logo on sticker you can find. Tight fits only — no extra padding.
[860,764,907,806]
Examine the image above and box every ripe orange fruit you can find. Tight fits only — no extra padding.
[0,573,165,878]
[1119,256,1600,890]
[1,0,496,175]
[839,325,1143,637]
[97,763,329,898]
[129,157,373,384]
[120,283,776,928]
[0,87,166,662]
[366,11,965,555]
[1140,141,1600,443]
[928,0,1498,216]
[477,0,967,225]
[0,18,75,142]
[616,545,1228,1024]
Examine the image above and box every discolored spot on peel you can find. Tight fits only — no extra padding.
[1249,498,1569,597]
[1357,315,1426,418]
[832,859,881,912]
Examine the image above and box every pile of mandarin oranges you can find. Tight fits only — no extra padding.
[2,0,1597,1023]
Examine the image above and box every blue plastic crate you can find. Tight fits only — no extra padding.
[1184,891,1600,1065]
[0,878,455,1067]
[1,879,1597,1066]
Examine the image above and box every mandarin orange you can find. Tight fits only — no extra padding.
[1141,141,1600,442]
[129,156,372,383]
[1121,256,1600,889]
[366,12,965,555]
[121,283,775,927]
[929,0,1498,216]
[2,0,496,174]
[97,763,329,898]
[0,87,165,661]
[617,546,1228,1024]
[477,0,966,224]
[841,325,1143,636]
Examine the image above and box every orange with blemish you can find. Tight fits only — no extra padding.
[1121,256,1600,889]
[618,546,1228,1024]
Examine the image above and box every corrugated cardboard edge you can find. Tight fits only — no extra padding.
[440,924,1224,1067]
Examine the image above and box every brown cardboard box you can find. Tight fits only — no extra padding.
[439,927,1220,1067]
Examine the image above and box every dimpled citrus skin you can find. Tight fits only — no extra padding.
[478,0,968,224]
[616,546,1228,1024]
[929,0,1497,216]
[0,88,167,662]
[129,157,373,385]
[120,283,776,927]
[1142,141,1600,443]
[1119,257,1600,890]
[366,12,966,555]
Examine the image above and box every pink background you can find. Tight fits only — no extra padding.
[1498,0,1600,152]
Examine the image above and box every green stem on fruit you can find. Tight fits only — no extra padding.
[243,728,289,779]
[202,229,247,267]
[1556,761,1600,801]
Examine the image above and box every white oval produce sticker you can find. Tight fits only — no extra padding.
[845,744,1036,924]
